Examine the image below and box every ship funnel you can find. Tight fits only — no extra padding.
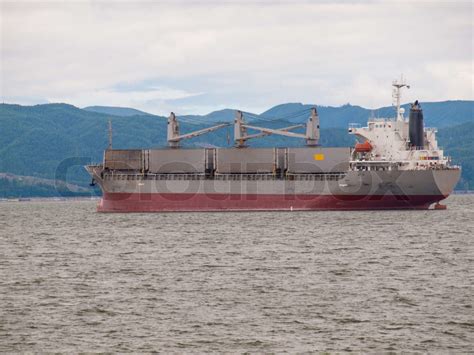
[409,100,424,148]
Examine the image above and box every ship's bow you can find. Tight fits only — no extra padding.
[433,168,461,198]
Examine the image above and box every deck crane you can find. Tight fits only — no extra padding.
[234,108,320,147]
[167,112,231,148]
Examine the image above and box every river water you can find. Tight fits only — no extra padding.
[0,196,473,352]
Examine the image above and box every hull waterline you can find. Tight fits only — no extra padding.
[97,192,448,212]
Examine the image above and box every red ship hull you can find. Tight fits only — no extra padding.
[97,192,446,212]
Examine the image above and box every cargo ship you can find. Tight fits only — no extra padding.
[86,79,461,212]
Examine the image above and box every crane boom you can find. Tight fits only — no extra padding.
[242,124,305,140]
[167,112,230,147]
[234,108,319,147]
[242,124,306,139]
[169,123,230,141]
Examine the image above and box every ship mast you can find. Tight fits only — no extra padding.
[392,75,410,121]
[107,119,113,149]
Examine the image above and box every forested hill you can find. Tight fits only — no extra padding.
[83,106,152,117]
[79,101,473,128]
[0,101,472,197]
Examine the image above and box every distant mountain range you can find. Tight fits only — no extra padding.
[0,172,92,198]
[260,101,474,128]
[0,100,473,197]
[83,105,152,117]
[82,101,474,128]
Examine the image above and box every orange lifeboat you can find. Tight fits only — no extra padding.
[354,140,373,153]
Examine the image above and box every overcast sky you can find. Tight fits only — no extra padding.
[1,0,472,115]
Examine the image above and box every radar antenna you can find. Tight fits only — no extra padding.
[392,75,410,121]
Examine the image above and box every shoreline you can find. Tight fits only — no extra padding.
[0,196,100,202]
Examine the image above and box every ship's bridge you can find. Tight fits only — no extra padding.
[349,117,409,162]
[347,80,452,171]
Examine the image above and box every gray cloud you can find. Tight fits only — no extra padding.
[1,1,472,115]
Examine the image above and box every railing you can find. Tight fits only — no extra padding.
[286,173,346,181]
[102,172,346,182]
[104,173,206,181]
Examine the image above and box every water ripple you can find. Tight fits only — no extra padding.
[0,196,472,352]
